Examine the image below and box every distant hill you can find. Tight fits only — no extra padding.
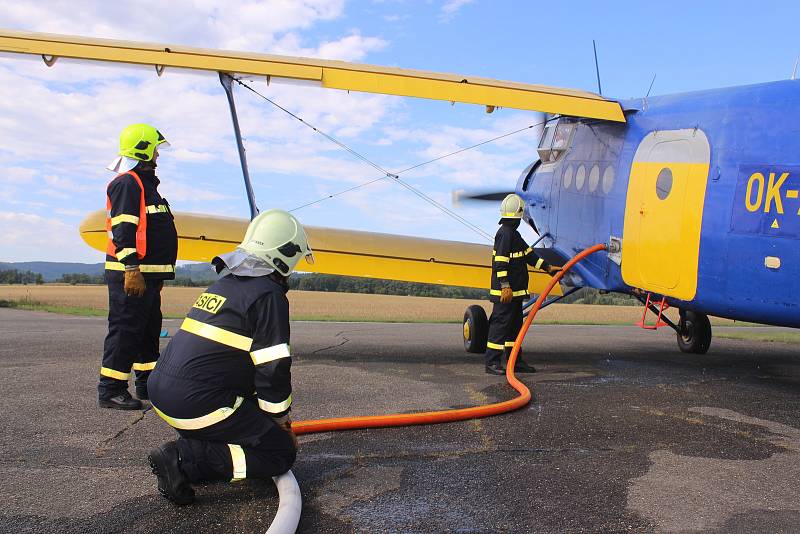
[0,262,105,282]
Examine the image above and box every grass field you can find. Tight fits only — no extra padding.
[0,284,765,326]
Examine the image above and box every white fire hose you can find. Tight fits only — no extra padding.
[265,470,302,534]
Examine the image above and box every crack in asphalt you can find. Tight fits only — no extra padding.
[306,330,353,355]
[96,406,152,453]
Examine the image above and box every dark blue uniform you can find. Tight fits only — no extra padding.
[148,274,295,483]
[99,167,178,399]
[485,222,550,369]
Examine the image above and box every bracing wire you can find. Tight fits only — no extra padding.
[233,77,391,176]
[233,77,548,241]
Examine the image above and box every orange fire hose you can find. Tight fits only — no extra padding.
[292,243,607,435]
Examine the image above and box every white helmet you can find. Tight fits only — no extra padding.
[238,209,313,276]
[500,193,525,219]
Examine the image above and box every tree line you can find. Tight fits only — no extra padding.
[1,267,640,305]
[0,269,44,285]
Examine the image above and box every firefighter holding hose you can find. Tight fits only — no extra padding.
[146,210,313,505]
[485,194,559,375]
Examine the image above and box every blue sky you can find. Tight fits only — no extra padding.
[2,0,800,262]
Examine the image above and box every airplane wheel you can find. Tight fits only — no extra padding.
[463,305,488,353]
[677,310,712,354]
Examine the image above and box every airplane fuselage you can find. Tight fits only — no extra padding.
[521,79,800,328]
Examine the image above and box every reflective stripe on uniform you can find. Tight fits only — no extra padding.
[104,261,175,272]
[132,361,157,371]
[509,248,531,259]
[146,204,169,214]
[152,396,244,430]
[496,271,508,278]
[250,343,291,365]
[257,394,292,414]
[486,341,505,351]
[535,258,544,270]
[504,341,516,347]
[111,214,140,226]
[492,252,510,262]
[489,289,529,297]
[116,248,137,261]
[100,366,130,380]
[228,444,247,481]
[180,317,253,351]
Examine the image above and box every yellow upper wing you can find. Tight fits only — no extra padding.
[0,29,625,122]
[80,210,560,295]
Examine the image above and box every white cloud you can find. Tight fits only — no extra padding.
[1,167,38,184]
[0,212,97,262]
[316,33,388,61]
[440,0,474,21]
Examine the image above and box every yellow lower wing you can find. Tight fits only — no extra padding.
[80,210,559,295]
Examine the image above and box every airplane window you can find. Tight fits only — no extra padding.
[552,122,575,150]
[588,164,600,192]
[602,165,615,194]
[656,167,673,200]
[562,164,574,189]
[575,164,586,191]
[538,124,556,150]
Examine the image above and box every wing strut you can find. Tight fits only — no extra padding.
[219,72,259,220]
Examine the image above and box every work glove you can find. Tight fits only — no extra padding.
[500,286,513,304]
[124,268,146,297]
[274,415,299,450]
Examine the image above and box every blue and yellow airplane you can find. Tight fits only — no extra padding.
[1,30,796,355]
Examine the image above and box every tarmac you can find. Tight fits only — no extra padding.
[1,308,800,534]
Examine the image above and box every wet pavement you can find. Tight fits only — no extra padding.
[1,309,799,533]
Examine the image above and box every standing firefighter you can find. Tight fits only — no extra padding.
[99,124,177,409]
[484,194,559,375]
[146,209,313,505]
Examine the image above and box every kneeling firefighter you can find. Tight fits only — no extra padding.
[147,209,313,505]
[485,194,559,375]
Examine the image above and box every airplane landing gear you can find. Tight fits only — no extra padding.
[463,305,488,353]
[677,310,712,354]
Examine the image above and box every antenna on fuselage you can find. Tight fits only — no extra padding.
[592,40,603,95]
[792,58,799,80]
[646,74,657,97]
[643,73,657,111]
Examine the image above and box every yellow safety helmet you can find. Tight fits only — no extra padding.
[500,193,525,219]
[118,123,169,162]
[238,209,314,276]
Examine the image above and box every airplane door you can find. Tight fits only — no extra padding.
[621,129,710,300]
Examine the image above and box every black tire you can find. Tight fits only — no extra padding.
[677,310,712,354]
[463,305,489,353]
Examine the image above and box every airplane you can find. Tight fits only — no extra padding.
[2,29,797,358]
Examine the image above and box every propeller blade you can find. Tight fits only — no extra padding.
[452,189,514,207]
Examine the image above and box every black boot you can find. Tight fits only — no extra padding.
[514,359,537,373]
[135,384,149,400]
[98,391,143,410]
[148,442,195,505]
[485,362,506,375]
[504,351,537,374]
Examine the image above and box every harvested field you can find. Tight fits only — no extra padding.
[0,284,749,325]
